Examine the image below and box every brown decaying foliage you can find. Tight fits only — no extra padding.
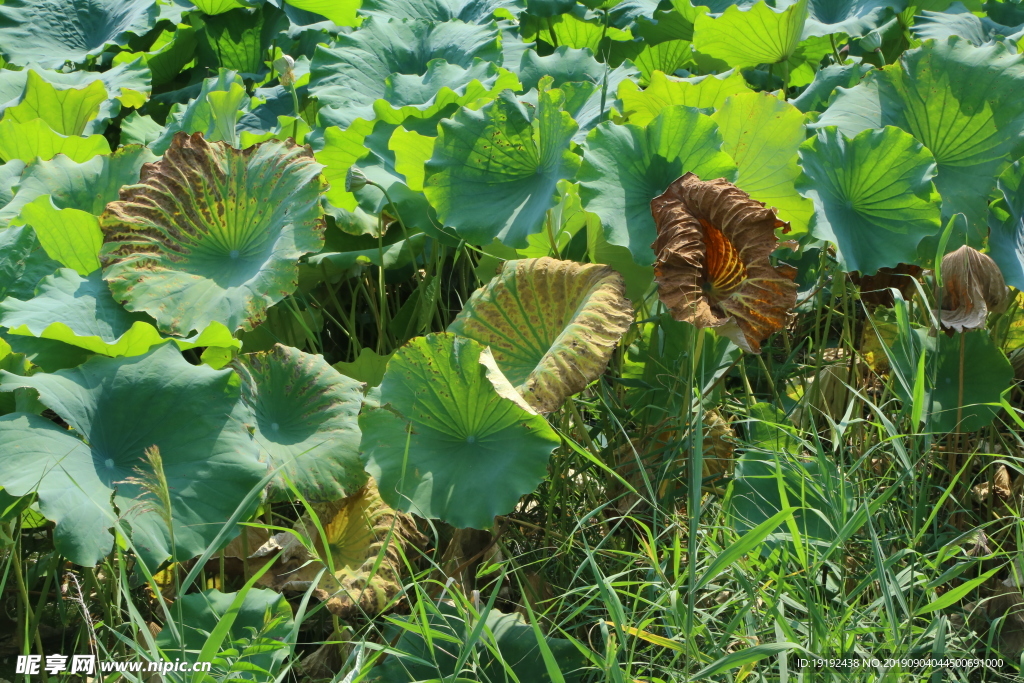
[936,245,1009,333]
[651,173,797,353]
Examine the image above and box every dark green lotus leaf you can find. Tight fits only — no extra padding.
[193,4,287,77]
[912,7,1024,47]
[360,333,560,529]
[887,326,1014,433]
[990,160,1024,290]
[0,344,261,567]
[424,87,581,248]
[448,257,634,413]
[0,269,240,357]
[100,132,326,337]
[815,38,1024,243]
[579,105,737,266]
[309,16,502,128]
[359,0,523,22]
[0,226,62,302]
[155,588,294,680]
[151,71,253,155]
[804,0,904,38]
[371,601,585,682]
[0,0,159,69]
[237,344,366,502]
[797,126,942,274]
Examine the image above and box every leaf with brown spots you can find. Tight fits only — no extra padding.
[651,173,797,353]
[99,132,326,336]
[448,257,635,413]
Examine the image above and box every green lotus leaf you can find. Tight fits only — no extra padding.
[19,195,102,276]
[284,0,360,26]
[372,60,522,126]
[0,344,261,567]
[334,348,394,388]
[155,588,294,679]
[693,0,808,69]
[100,133,326,337]
[888,326,1014,433]
[2,71,108,136]
[0,161,25,212]
[359,0,521,22]
[448,257,634,412]
[911,7,1024,47]
[711,92,814,234]
[151,70,252,155]
[0,269,241,357]
[804,0,904,38]
[634,40,696,84]
[193,4,287,76]
[424,87,581,247]
[798,126,941,274]
[360,333,560,529]
[5,145,155,222]
[237,344,366,502]
[518,46,606,90]
[521,6,634,52]
[371,601,585,682]
[0,226,62,303]
[618,70,752,127]
[0,119,110,165]
[579,105,737,266]
[815,38,1024,242]
[0,0,158,68]
[192,0,261,14]
[0,58,152,120]
[113,24,198,87]
[309,16,502,128]
[990,160,1024,290]
[792,62,873,114]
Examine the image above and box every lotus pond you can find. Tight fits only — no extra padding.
[1,0,1024,681]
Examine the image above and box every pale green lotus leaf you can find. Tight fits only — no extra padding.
[283,0,361,25]
[521,6,633,52]
[579,105,737,265]
[0,58,151,114]
[193,0,261,14]
[20,196,102,276]
[618,70,752,127]
[0,0,159,68]
[2,71,109,136]
[360,333,560,529]
[151,71,252,154]
[990,160,1024,290]
[238,344,366,502]
[310,16,502,128]
[711,92,814,234]
[448,257,635,413]
[100,133,326,336]
[424,88,581,248]
[792,63,873,113]
[815,38,1024,243]
[359,0,522,22]
[0,344,261,567]
[634,40,696,83]
[804,0,904,38]
[797,126,942,274]
[0,269,241,357]
[694,0,808,68]
[0,119,110,164]
[334,348,394,388]
[911,6,1024,47]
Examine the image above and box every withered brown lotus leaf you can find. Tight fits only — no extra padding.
[651,173,797,353]
[937,246,1009,332]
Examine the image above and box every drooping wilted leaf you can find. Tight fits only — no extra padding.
[0,0,158,68]
[580,105,737,266]
[936,246,1009,332]
[360,333,560,529]
[448,257,634,412]
[797,126,943,274]
[249,480,426,618]
[237,344,366,502]
[652,173,797,353]
[100,132,326,336]
[0,344,261,567]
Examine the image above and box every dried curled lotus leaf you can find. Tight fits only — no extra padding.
[253,481,426,619]
[99,132,326,336]
[447,257,634,413]
[651,173,797,353]
[937,245,1009,332]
